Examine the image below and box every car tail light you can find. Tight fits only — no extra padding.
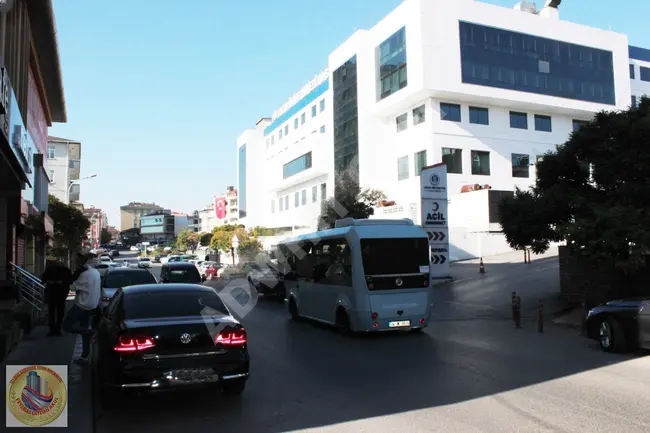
[372,322,379,328]
[371,312,378,320]
[420,318,425,325]
[215,328,247,346]
[114,336,155,352]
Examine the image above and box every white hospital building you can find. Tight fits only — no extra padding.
[236,0,649,259]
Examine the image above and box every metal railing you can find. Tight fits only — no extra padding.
[8,262,45,312]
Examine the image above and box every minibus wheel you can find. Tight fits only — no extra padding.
[336,308,352,336]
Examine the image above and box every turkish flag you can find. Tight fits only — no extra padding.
[215,197,226,219]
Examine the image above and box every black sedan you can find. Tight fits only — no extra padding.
[160,262,206,284]
[93,284,250,407]
[101,267,157,307]
[585,296,650,352]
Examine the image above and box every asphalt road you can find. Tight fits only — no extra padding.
[94,252,650,433]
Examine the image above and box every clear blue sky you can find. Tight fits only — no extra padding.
[48,0,649,228]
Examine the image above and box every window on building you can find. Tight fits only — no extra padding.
[397,155,409,180]
[440,103,461,122]
[320,183,327,201]
[511,153,530,178]
[312,185,318,203]
[284,196,289,210]
[630,64,636,79]
[471,150,490,176]
[396,113,407,132]
[284,125,289,135]
[320,125,325,133]
[279,198,283,212]
[632,95,637,108]
[413,105,425,125]
[271,200,276,214]
[271,135,275,145]
[294,192,299,207]
[509,111,528,129]
[47,146,55,159]
[48,170,54,180]
[442,148,462,174]
[378,27,407,100]
[641,66,650,82]
[311,105,317,117]
[414,150,427,176]
[283,152,313,179]
[301,189,307,205]
[572,120,589,132]
[469,106,489,125]
[294,118,299,129]
[279,129,283,140]
[301,113,306,124]
[534,115,552,132]
[320,99,325,112]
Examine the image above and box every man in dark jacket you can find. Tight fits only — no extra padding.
[41,259,73,336]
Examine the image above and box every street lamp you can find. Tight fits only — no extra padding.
[67,173,97,204]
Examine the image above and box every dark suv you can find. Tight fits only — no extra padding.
[160,262,206,284]
[101,267,157,307]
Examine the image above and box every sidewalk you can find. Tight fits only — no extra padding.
[1,303,94,432]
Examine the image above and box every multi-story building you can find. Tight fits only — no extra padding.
[0,0,67,279]
[120,202,163,231]
[46,136,81,203]
[236,0,642,245]
[193,186,240,233]
[172,212,191,236]
[140,210,175,245]
[83,208,104,250]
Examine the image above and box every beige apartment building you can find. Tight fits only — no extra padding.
[120,202,163,231]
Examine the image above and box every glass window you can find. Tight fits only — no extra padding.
[414,150,427,176]
[311,105,317,117]
[469,106,489,125]
[413,105,425,125]
[509,112,528,129]
[312,185,318,203]
[238,144,247,218]
[301,113,306,124]
[165,268,202,284]
[396,113,407,132]
[572,120,588,132]
[459,21,615,105]
[360,238,429,277]
[511,153,529,178]
[397,155,409,180]
[320,183,327,201]
[471,150,490,176]
[294,192,299,207]
[534,115,552,132]
[630,64,635,79]
[641,67,650,82]
[632,95,637,108]
[47,145,55,159]
[301,189,307,205]
[333,56,359,187]
[308,239,352,286]
[442,148,462,174]
[284,196,289,209]
[294,118,298,129]
[279,129,283,139]
[440,103,461,122]
[319,99,325,112]
[320,125,325,133]
[378,27,407,100]
[125,290,228,319]
[284,125,289,135]
[282,152,312,179]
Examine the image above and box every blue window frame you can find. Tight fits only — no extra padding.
[640,67,650,82]
[378,27,407,100]
[459,21,615,105]
[311,105,317,117]
[319,99,325,112]
[534,115,552,132]
[572,119,588,132]
[509,111,528,129]
[632,95,637,107]
[469,106,489,125]
[284,125,289,135]
[283,152,313,179]
[301,113,306,124]
[630,64,636,79]
[440,103,461,122]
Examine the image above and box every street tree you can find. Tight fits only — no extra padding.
[318,171,377,230]
[498,96,650,273]
[199,232,212,247]
[48,195,91,262]
[176,230,199,253]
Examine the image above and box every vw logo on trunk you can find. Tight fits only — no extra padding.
[180,333,192,344]
[395,278,403,287]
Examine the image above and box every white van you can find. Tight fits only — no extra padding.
[278,218,432,334]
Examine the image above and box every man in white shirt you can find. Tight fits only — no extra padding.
[62,252,102,365]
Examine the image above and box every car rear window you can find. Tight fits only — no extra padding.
[104,271,157,288]
[124,290,229,319]
[167,267,201,283]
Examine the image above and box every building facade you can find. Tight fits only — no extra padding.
[193,186,239,233]
[46,136,81,203]
[140,211,175,245]
[119,202,163,231]
[0,0,67,280]
[83,207,104,250]
[236,0,641,242]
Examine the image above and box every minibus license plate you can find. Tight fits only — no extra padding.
[389,320,410,328]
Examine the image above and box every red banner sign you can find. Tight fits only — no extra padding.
[215,196,227,219]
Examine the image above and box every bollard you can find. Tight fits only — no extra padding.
[479,258,486,274]
[524,249,528,264]
[527,250,531,264]
[511,292,517,322]
[537,300,544,333]
[514,296,522,328]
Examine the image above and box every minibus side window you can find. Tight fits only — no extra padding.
[312,238,352,286]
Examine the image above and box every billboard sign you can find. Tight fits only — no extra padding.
[420,163,450,279]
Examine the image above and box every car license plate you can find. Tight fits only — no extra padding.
[388,320,410,328]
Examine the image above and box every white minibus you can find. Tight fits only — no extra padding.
[277,218,432,334]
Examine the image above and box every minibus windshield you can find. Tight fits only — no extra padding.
[360,238,429,275]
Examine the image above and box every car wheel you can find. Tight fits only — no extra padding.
[222,380,246,396]
[288,298,301,322]
[599,317,628,353]
[336,308,353,336]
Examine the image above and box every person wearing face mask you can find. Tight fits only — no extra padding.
[63,252,101,365]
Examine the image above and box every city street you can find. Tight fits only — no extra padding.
[92,251,650,433]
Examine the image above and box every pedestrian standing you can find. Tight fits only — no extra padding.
[41,259,73,336]
[63,252,101,365]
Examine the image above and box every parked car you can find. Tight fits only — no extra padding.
[94,284,249,407]
[100,267,157,307]
[160,262,205,284]
[94,262,122,278]
[585,296,650,352]
[138,257,151,268]
[99,255,112,264]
